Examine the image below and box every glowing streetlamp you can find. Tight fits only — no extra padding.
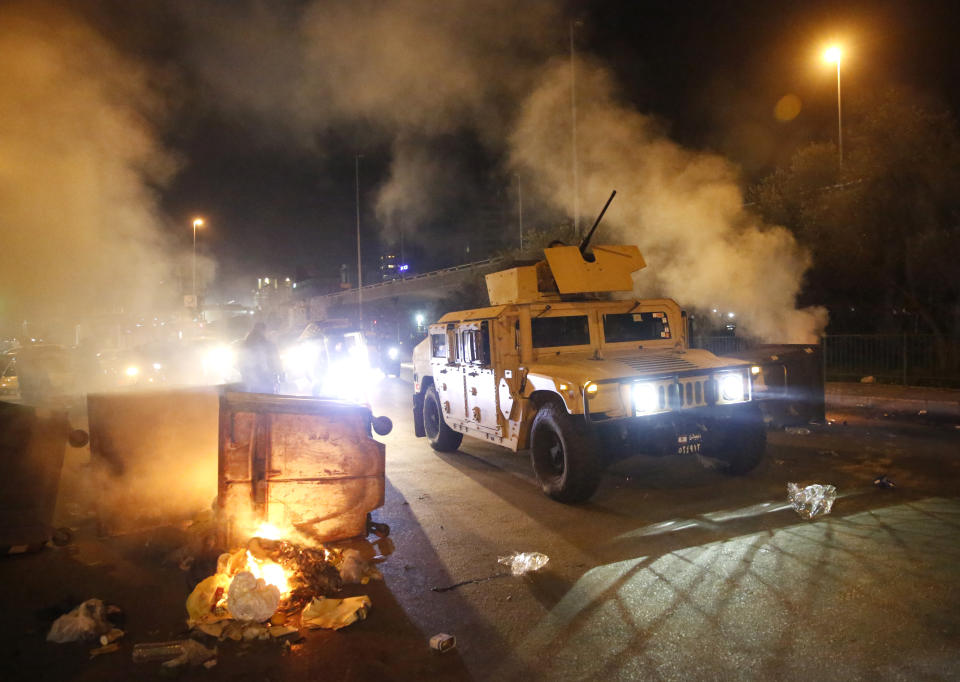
[192,218,204,306]
[823,45,844,166]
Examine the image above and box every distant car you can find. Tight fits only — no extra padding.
[3,345,75,404]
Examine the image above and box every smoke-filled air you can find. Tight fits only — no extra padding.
[181,0,825,342]
[0,2,193,336]
[511,59,827,343]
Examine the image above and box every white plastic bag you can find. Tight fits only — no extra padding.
[226,571,280,622]
[787,482,837,520]
[47,599,111,643]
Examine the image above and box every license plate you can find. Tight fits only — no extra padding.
[677,433,702,455]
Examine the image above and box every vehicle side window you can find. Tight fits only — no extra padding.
[460,322,491,366]
[603,312,671,342]
[531,315,590,348]
[430,333,447,358]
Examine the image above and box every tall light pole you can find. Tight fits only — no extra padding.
[355,154,363,324]
[823,45,844,166]
[517,174,524,251]
[570,20,580,238]
[192,218,203,306]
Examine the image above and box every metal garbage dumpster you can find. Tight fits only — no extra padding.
[87,387,220,535]
[217,391,386,546]
[0,402,71,552]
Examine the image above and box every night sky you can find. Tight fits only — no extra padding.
[7,0,960,309]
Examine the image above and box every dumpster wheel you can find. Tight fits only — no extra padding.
[51,526,73,547]
[366,513,390,538]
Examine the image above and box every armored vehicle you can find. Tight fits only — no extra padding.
[411,197,765,502]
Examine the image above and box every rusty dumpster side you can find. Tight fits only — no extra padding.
[217,392,385,545]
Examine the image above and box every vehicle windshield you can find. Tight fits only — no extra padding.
[532,315,590,348]
[602,312,671,343]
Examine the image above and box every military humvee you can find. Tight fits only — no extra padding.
[411,201,765,503]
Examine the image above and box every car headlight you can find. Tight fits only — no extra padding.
[719,373,745,402]
[388,347,399,360]
[124,365,140,378]
[632,382,659,415]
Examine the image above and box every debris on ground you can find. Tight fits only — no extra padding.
[89,642,121,658]
[99,628,124,646]
[339,548,383,584]
[498,552,550,576]
[860,375,876,383]
[132,639,216,667]
[429,633,456,652]
[47,598,112,643]
[874,475,896,489]
[227,571,280,622]
[787,482,838,520]
[431,574,508,592]
[784,426,811,436]
[301,596,371,630]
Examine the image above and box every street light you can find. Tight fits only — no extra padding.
[192,218,203,306]
[823,45,844,166]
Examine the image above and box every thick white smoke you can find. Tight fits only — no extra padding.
[0,2,192,336]
[179,1,825,341]
[511,60,827,342]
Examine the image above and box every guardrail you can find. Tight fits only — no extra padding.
[692,333,960,388]
[314,257,506,301]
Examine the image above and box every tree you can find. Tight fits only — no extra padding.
[752,88,960,340]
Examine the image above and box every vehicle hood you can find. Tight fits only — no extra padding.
[528,348,749,383]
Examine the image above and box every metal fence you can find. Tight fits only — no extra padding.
[692,334,960,388]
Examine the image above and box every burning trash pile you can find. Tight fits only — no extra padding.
[186,525,383,643]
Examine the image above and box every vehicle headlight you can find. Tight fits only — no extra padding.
[124,365,140,378]
[632,382,659,415]
[720,373,745,402]
[387,346,399,360]
[152,362,163,370]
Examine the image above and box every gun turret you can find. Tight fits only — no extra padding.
[485,189,645,305]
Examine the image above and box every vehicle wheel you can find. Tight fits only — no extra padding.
[701,403,766,475]
[529,402,601,503]
[422,385,462,452]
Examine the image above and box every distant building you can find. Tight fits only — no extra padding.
[254,276,293,311]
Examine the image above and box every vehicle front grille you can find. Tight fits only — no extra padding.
[618,354,698,374]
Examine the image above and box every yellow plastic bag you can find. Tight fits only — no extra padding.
[301,596,371,630]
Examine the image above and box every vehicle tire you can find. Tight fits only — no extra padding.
[702,403,766,475]
[422,385,463,452]
[529,402,601,503]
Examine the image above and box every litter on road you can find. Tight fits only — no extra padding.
[498,551,550,576]
[787,482,838,520]
[301,595,372,630]
[46,598,113,643]
[430,633,457,652]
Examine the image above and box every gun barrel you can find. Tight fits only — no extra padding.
[579,190,617,255]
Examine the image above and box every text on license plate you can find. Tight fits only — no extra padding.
[677,433,702,455]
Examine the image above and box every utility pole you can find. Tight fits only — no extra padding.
[570,20,580,238]
[517,174,524,251]
[355,154,363,324]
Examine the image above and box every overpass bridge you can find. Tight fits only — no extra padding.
[289,257,507,330]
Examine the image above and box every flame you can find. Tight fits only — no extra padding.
[253,522,284,540]
[246,550,292,596]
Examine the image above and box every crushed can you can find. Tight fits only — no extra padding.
[429,633,456,652]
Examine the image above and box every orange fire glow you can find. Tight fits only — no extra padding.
[246,550,292,596]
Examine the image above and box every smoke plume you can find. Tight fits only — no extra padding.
[0,2,188,338]
[180,1,824,341]
[511,59,827,342]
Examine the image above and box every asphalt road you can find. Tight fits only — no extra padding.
[1,380,958,681]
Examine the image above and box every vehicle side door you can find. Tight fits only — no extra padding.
[430,324,467,423]
[461,321,500,433]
